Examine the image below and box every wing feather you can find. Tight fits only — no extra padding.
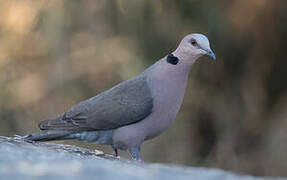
[39,75,153,131]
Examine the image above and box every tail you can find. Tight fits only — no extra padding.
[38,116,92,131]
[25,115,91,142]
[38,117,74,131]
[24,130,72,142]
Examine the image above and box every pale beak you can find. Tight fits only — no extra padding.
[205,49,216,60]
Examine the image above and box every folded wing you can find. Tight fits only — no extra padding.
[39,75,153,131]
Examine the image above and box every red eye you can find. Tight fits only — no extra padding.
[190,39,197,46]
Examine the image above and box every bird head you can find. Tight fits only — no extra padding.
[173,33,216,62]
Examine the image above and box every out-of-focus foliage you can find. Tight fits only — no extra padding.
[0,0,286,176]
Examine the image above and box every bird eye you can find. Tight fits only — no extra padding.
[190,39,198,46]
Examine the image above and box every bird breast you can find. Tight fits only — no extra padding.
[142,62,190,139]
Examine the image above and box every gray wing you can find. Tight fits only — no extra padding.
[39,75,153,131]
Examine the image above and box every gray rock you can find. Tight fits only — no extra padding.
[0,136,284,180]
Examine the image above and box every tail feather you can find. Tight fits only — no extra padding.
[24,130,71,142]
[39,117,75,131]
[38,117,91,131]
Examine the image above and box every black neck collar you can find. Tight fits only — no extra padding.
[166,54,179,65]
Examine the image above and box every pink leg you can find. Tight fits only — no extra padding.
[113,148,118,157]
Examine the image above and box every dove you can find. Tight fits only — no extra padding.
[25,33,216,162]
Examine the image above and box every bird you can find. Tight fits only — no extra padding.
[25,33,216,162]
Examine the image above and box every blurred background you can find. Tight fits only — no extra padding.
[0,0,286,177]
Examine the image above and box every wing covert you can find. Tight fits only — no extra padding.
[63,75,153,130]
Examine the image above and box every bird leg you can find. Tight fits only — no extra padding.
[112,148,118,157]
[129,147,142,163]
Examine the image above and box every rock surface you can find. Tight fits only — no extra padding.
[0,136,284,180]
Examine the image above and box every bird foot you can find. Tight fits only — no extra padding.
[112,148,118,158]
[133,158,144,164]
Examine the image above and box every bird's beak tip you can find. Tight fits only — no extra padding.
[206,50,216,60]
[211,53,216,60]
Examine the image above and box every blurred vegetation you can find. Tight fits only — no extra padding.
[0,0,287,176]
